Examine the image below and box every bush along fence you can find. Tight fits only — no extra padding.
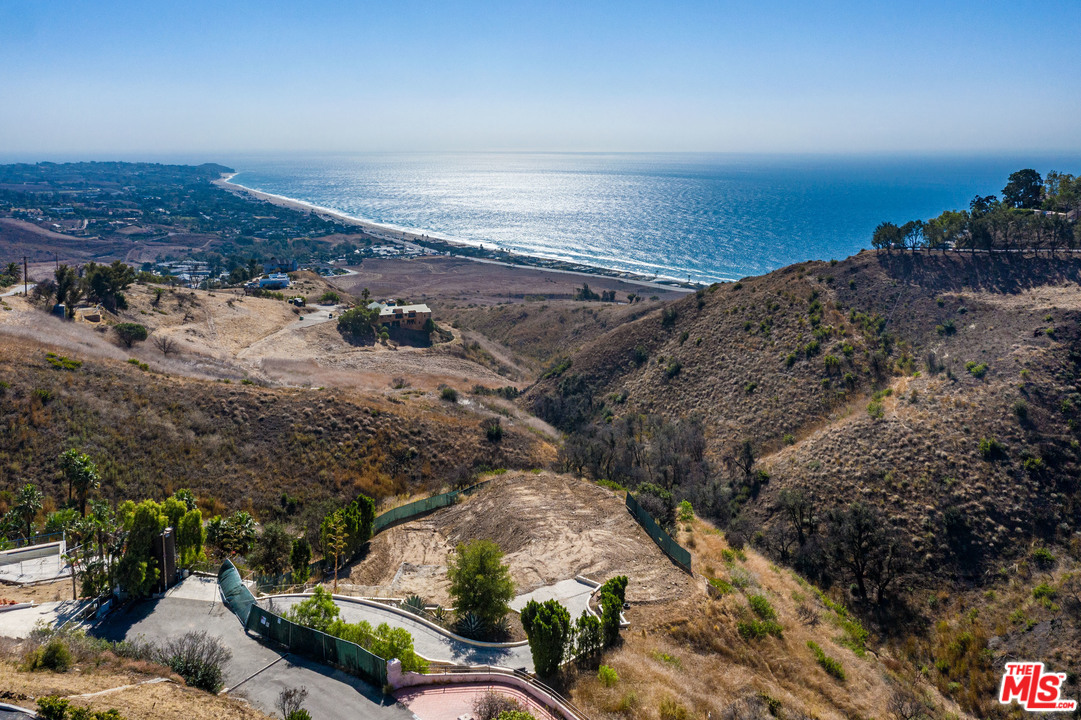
[625,492,692,573]
[253,558,324,593]
[252,479,494,591]
[244,603,388,686]
[219,559,388,686]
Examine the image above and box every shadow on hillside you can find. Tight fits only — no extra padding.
[876,251,1081,294]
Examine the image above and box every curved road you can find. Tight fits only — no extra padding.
[264,594,535,671]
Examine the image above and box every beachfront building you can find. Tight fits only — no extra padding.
[367,301,432,330]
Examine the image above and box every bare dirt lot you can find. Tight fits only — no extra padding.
[0,278,522,392]
[331,256,686,307]
[348,471,694,606]
[0,579,72,605]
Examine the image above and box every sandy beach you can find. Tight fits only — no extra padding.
[215,173,697,293]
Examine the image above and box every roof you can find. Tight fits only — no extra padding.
[378,303,430,317]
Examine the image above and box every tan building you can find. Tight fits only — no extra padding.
[369,302,432,330]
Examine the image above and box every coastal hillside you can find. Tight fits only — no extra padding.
[527,250,1081,573]
[0,329,554,518]
[524,250,1081,715]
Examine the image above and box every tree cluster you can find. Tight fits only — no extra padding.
[519,575,626,679]
[285,586,427,672]
[757,493,912,609]
[573,283,619,302]
[560,414,713,522]
[872,169,1080,255]
[318,494,374,590]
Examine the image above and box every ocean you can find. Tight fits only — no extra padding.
[227,153,1080,284]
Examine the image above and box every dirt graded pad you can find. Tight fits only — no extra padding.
[349,471,694,604]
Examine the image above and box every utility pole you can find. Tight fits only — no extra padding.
[23,256,28,295]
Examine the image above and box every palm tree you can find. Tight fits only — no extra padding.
[14,483,44,539]
[59,449,100,516]
[87,499,119,590]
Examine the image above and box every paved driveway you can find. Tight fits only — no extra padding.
[510,579,595,621]
[265,595,534,671]
[0,600,93,639]
[92,586,410,720]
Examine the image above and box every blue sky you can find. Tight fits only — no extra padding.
[1,0,1079,155]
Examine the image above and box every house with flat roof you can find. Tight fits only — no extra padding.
[258,273,291,290]
[368,301,431,330]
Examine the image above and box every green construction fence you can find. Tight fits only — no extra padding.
[625,492,692,573]
[372,478,490,534]
[219,559,388,686]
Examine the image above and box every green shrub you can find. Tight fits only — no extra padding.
[1032,583,1057,601]
[737,620,783,640]
[337,305,378,342]
[965,361,988,378]
[36,697,70,720]
[748,595,777,621]
[782,433,795,445]
[808,641,845,680]
[440,385,459,402]
[1031,547,1055,568]
[658,697,689,720]
[286,712,313,720]
[575,611,603,660]
[677,500,694,522]
[319,291,341,304]
[448,539,515,630]
[159,631,230,693]
[39,638,74,672]
[708,577,733,595]
[482,417,503,442]
[46,352,82,370]
[979,437,1006,460]
[598,664,619,687]
[867,400,884,419]
[114,323,148,348]
[664,360,682,379]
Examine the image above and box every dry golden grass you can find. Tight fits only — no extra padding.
[570,515,970,720]
[0,660,271,719]
[0,332,555,517]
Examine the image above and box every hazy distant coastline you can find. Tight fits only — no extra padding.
[217,173,701,291]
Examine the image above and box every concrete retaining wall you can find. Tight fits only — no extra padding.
[0,540,65,566]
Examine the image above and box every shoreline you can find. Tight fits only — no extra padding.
[214,173,701,293]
